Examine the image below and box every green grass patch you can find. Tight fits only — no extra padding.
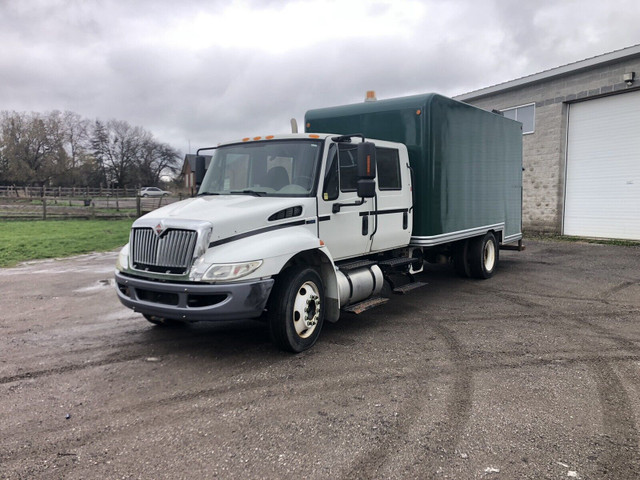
[0,219,134,268]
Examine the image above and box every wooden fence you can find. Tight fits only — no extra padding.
[0,194,184,220]
[0,185,140,198]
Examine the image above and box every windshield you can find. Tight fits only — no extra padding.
[198,140,323,197]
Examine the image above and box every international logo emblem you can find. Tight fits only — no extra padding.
[154,222,165,236]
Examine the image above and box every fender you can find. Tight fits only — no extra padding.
[199,225,341,323]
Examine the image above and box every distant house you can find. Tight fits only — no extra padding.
[181,154,212,193]
[454,44,640,240]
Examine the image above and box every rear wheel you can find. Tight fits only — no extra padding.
[268,266,325,353]
[468,232,499,279]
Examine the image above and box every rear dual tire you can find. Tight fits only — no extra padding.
[452,232,499,279]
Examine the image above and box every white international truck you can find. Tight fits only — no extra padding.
[115,93,523,352]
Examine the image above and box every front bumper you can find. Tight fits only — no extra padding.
[114,271,274,321]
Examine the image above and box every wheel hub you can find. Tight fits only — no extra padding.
[484,240,496,270]
[303,294,320,327]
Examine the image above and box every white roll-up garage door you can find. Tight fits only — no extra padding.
[564,90,640,240]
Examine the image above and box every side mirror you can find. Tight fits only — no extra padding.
[195,156,206,188]
[357,179,376,198]
[357,142,376,179]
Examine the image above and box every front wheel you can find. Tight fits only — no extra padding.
[468,232,499,279]
[268,266,325,353]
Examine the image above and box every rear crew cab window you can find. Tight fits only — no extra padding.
[376,148,401,190]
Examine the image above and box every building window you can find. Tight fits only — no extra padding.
[502,103,535,134]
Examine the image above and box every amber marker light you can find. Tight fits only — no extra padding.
[308,134,320,139]
[319,240,325,246]
[242,137,250,142]
[266,135,274,140]
[253,136,262,141]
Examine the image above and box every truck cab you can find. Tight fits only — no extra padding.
[115,133,413,352]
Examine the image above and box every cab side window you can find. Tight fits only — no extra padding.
[338,144,358,192]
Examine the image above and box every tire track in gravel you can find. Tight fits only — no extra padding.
[341,318,473,479]
[487,280,640,312]
[495,280,640,478]
[0,352,150,385]
[566,310,640,478]
[1,363,446,467]
[0,323,270,384]
[583,356,640,479]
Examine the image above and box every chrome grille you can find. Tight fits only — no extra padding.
[131,227,198,274]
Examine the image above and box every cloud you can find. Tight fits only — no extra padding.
[0,0,638,155]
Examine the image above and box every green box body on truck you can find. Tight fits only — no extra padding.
[304,93,523,246]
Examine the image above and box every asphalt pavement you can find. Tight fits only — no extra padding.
[1,239,639,479]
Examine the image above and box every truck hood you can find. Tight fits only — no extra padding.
[136,195,315,244]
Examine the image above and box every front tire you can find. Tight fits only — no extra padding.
[268,266,325,353]
[468,232,499,279]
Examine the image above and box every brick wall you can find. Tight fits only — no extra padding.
[462,57,640,234]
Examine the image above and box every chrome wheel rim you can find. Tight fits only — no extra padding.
[484,240,496,271]
[292,280,321,338]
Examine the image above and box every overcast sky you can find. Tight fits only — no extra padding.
[1,0,639,155]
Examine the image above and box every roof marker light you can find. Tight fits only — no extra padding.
[242,137,250,142]
[308,134,320,139]
[266,135,274,140]
[253,136,262,141]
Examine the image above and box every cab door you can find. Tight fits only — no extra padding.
[369,144,413,251]
[317,143,372,260]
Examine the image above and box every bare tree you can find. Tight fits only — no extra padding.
[0,112,53,185]
[137,140,180,186]
[0,110,182,188]
[91,119,150,188]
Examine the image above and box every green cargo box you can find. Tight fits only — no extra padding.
[305,93,523,245]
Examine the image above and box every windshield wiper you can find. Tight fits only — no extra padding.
[230,190,267,197]
[197,191,221,196]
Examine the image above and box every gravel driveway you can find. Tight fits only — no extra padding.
[1,239,639,479]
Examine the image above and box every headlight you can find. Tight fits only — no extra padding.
[202,260,263,282]
[116,244,130,272]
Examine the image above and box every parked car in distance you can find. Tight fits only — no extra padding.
[140,187,171,197]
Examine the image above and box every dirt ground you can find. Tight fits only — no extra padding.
[1,239,639,479]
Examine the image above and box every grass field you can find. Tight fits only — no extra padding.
[0,219,133,268]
